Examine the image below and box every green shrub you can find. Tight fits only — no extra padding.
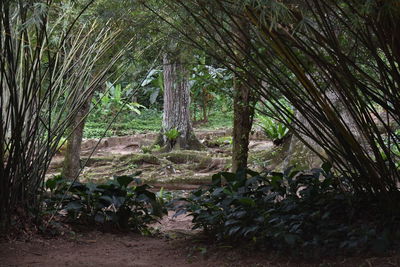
[177,166,400,256]
[93,82,145,119]
[257,114,289,140]
[156,187,180,209]
[44,175,166,232]
[164,128,180,141]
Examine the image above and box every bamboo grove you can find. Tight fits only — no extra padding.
[158,0,400,203]
[0,1,125,231]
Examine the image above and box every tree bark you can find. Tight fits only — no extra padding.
[232,79,255,172]
[61,96,92,180]
[159,52,203,151]
[231,18,256,172]
[202,88,208,122]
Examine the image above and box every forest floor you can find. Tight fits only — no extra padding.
[1,129,399,266]
[1,211,399,267]
[47,128,276,189]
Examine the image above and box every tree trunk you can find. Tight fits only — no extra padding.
[231,19,256,172]
[159,52,203,151]
[61,96,92,180]
[232,79,255,172]
[202,88,208,122]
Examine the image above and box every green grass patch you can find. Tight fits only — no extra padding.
[84,109,162,138]
[84,109,233,138]
[194,111,233,130]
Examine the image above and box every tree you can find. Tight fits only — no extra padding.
[62,94,93,180]
[155,1,258,169]
[231,17,257,172]
[139,1,205,151]
[61,0,146,181]
[166,0,400,200]
[158,48,203,151]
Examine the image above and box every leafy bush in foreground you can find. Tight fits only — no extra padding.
[177,167,400,256]
[44,175,166,232]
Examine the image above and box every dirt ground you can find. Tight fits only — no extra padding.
[47,129,274,189]
[2,209,399,267]
[2,131,399,266]
[1,232,288,267]
[1,214,399,267]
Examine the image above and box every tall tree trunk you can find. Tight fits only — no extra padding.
[61,96,92,180]
[232,78,255,172]
[231,18,256,172]
[159,52,203,151]
[202,88,208,122]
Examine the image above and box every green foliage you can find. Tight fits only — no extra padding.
[44,175,166,232]
[177,167,400,256]
[164,128,180,141]
[257,114,289,140]
[190,55,233,121]
[156,187,179,208]
[93,82,145,119]
[256,99,293,140]
[194,111,234,130]
[84,108,232,139]
[141,69,164,107]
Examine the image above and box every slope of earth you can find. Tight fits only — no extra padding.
[48,129,274,190]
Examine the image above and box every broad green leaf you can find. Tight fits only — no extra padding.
[45,178,58,191]
[116,175,134,188]
[239,197,256,207]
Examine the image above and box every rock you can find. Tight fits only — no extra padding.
[282,90,364,170]
[282,134,323,170]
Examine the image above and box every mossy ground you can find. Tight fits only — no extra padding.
[47,129,286,189]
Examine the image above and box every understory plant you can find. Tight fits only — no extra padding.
[140,68,164,108]
[190,54,233,122]
[177,167,400,256]
[256,99,293,141]
[163,128,181,149]
[93,82,145,119]
[44,175,166,232]
[257,114,289,141]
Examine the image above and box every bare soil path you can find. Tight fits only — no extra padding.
[1,205,398,266]
[0,232,286,267]
[1,221,398,267]
[2,131,398,266]
[0,212,288,267]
